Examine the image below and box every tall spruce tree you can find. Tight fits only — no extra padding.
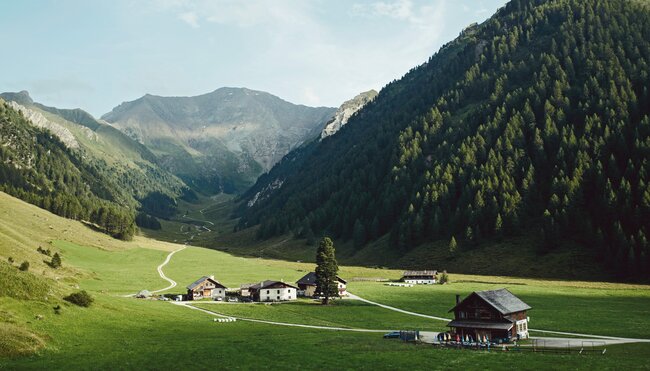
[315,237,339,305]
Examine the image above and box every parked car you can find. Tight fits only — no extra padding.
[213,297,223,301]
[383,331,400,339]
[227,297,238,302]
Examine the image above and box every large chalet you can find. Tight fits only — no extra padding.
[447,288,531,342]
[186,276,227,301]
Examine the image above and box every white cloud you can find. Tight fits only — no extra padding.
[179,11,199,28]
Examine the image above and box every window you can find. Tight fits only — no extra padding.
[266,290,270,294]
[277,290,280,294]
[277,296,280,300]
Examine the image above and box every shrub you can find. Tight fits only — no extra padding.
[63,290,93,307]
[439,271,449,284]
[37,247,51,256]
[19,261,29,271]
[49,253,62,269]
[7,257,14,264]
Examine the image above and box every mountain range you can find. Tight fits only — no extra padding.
[1,0,649,281]
[102,87,336,193]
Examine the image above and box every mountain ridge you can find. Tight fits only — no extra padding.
[102,87,336,193]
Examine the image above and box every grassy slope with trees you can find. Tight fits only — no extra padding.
[236,0,650,281]
[0,92,199,239]
[0,99,136,239]
[1,191,650,369]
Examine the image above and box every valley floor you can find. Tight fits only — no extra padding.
[1,192,650,370]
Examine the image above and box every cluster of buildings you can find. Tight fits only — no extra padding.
[184,272,348,302]
[183,270,531,343]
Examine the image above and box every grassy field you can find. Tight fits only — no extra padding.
[346,279,650,339]
[2,191,650,369]
[192,300,448,331]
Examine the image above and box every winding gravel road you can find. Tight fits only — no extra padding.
[150,246,186,294]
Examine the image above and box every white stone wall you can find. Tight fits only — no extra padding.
[259,287,296,301]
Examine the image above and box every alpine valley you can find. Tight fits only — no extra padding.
[1,0,650,369]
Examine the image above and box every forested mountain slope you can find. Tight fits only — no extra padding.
[0,99,135,239]
[237,0,650,280]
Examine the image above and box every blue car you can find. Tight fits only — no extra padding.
[383,331,400,339]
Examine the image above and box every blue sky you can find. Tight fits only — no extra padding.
[0,0,507,116]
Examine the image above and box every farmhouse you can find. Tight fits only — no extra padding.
[295,272,347,297]
[248,280,298,302]
[186,276,227,301]
[447,288,531,343]
[401,270,438,284]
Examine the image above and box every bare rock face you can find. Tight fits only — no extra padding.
[7,101,79,149]
[321,90,377,139]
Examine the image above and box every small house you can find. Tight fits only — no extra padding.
[296,272,347,297]
[186,276,227,301]
[248,280,298,302]
[401,270,438,284]
[447,288,531,342]
[239,283,255,298]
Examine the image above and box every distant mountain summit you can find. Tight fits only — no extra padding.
[102,87,335,193]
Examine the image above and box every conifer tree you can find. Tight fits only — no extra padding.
[315,237,339,305]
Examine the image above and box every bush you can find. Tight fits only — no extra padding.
[37,246,51,256]
[63,290,93,307]
[439,271,449,284]
[19,261,29,271]
[7,257,14,264]
[49,253,62,269]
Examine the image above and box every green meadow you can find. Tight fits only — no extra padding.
[2,192,650,369]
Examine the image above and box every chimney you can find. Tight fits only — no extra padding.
[456,294,460,304]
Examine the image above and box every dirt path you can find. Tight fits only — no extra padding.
[347,293,451,322]
[174,302,392,333]
[150,246,186,294]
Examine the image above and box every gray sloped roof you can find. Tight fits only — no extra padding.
[249,280,299,290]
[450,288,531,314]
[186,276,226,290]
[402,270,437,277]
[296,272,347,285]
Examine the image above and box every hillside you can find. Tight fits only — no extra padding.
[0,98,136,239]
[102,87,336,193]
[236,0,650,280]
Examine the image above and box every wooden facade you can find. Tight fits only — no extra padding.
[186,276,227,301]
[295,272,347,297]
[447,289,531,342]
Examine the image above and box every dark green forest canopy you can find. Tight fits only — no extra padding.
[238,0,650,279]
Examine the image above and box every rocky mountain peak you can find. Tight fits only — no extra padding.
[321,90,378,139]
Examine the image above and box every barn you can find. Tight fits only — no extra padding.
[401,270,438,284]
[447,288,531,343]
